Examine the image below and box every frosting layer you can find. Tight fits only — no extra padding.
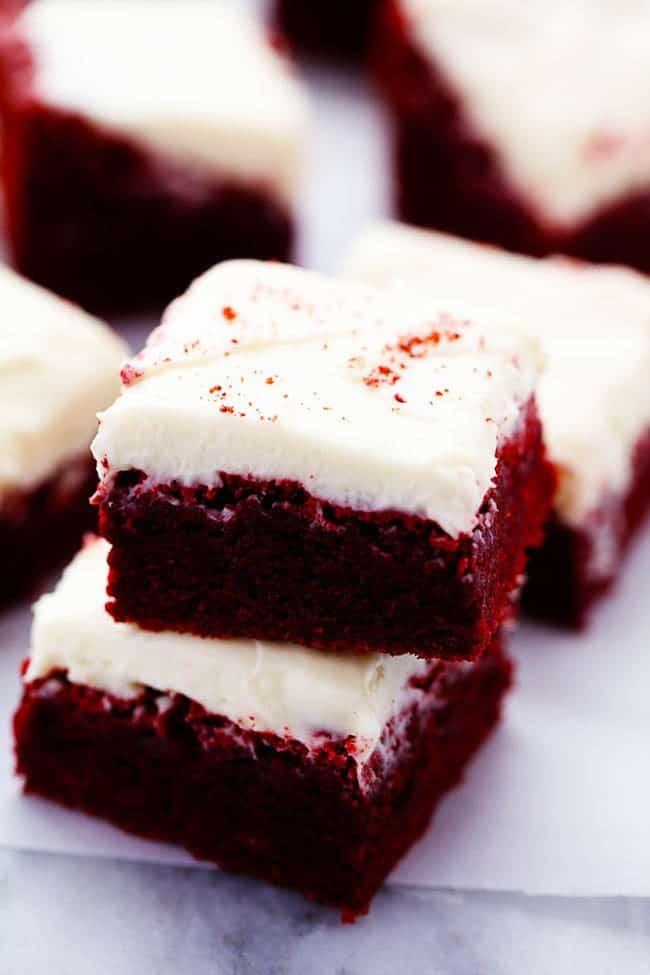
[0,266,125,499]
[26,538,429,759]
[92,260,540,537]
[344,222,650,526]
[399,0,650,226]
[19,0,308,203]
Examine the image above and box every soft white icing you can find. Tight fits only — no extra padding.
[344,222,650,527]
[26,538,430,762]
[0,266,126,500]
[92,260,540,538]
[19,0,308,204]
[400,0,650,226]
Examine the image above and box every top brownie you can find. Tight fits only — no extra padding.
[92,260,551,659]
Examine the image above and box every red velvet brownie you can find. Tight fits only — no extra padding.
[374,0,650,272]
[92,260,552,659]
[0,1,307,314]
[345,222,650,627]
[273,0,382,64]
[0,266,124,607]
[15,538,512,919]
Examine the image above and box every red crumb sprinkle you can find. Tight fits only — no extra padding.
[220,406,234,414]
[394,393,406,404]
[120,363,143,386]
[222,306,237,321]
[209,385,222,394]
[265,377,275,385]
[363,364,401,388]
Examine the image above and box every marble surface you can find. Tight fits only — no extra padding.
[0,850,648,974]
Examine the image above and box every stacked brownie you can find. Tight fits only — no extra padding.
[0,0,309,313]
[345,223,650,626]
[15,260,553,917]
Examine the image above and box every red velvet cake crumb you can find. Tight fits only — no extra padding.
[96,399,553,659]
[14,645,511,918]
[373,1,650,273]
[524,427,650,628]
[273,0,382,64]
[0,456,96,608]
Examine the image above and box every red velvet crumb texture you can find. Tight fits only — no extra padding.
[524,427,650,628]
[97,398,553,659]
[0,457,96,609]
[0,27,293,315]
[373,0,650,273]
[273,0,383,64]
[14,646,511,919]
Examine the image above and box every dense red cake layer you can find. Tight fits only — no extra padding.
[524,428,650,628]
[97,400,553,659]
[0,457,96,609]
[273,0,382,64]
[373,1,650,273]
[14,646,511,918]
[0,38,293,314]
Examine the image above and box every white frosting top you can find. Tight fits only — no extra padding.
[92,260,540,538]
[344,222,650,526]
[19,0,308,203]
[400,0,650,226]
[0,266,126,500]
[26,538,430,761]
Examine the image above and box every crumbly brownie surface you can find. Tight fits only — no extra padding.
[15,646,511,918]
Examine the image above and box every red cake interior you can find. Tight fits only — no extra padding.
[96,398,553,659]
[273,0,382,64]
[0,456,96,609]
[0,30,293,315]
[524,427,650,628]
[373,0,650,273]
[14,645,511,919]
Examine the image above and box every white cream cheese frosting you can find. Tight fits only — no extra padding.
[92,260,540,538]
[0,266,126,501]
[399,0,650,227]
[344,222,650,528]
[26,538,431,762]
[18,0,308,204]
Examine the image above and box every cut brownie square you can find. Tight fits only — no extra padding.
[0,0,308,314]
[0,266,124,606]
[14,538,512,919]
[92,259,552,659]
[374,0,650,273]
[344,222,650,627]
[273,0,382,64]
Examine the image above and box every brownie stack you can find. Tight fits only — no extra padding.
[14,259,553,918]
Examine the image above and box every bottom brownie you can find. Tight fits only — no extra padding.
[0,455,95,607]
[524,428,650,627]
[15,541,511,918]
